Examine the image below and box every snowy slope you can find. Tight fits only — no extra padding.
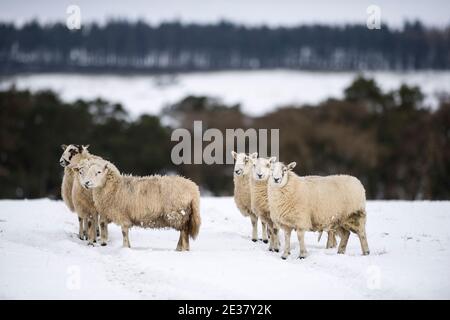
[0,198,449,299]
[2,71,450,117]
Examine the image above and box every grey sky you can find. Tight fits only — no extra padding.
[1,0,449,27]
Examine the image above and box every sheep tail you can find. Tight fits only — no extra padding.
[188,194,201,240]
[317,231,323,242]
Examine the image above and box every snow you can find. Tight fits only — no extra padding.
[1,70,450,117]
[0,198,449,299]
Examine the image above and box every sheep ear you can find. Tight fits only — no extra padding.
[61,144,67,151]
[250,152,258,160]
[287,162,297,170]
[83,144,90,150]
[231,151,237,159]
[104,164,109,171]
[269,157,277,164]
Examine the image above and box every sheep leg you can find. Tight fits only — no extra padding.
[357,228,370,255]
[78,217,84,240]
[87,216,95,246]
[92,216,97,243]
[267,225,278,251]
[281,228,292,260]
[104,219,109,239]
[268,227,274,251]
[261,221,268,243]
[121,226,131,248]
[82,218,88,240]
[250,215,258,242]
[297,230,307,259]
[99,216,108,246]
[176,231,183,251]
[272,227,280,252]
[337,228,351,254]
[95,214,100,237]
[326,231,337,249]
[182,229,190,251]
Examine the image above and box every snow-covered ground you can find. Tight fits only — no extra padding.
[1,70,449,117]
[0,198,449,299]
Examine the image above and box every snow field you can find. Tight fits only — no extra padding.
[0,198,449,299]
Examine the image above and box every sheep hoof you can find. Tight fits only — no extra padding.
[298,256,306,259]
[87,242,94,247]
[101,242,107,247]
[269,248,273,252]
[263,239,269,244]
[281,256,287,260]
[363,251,370,255]
[252,239,257,242]
[274,249,279,252]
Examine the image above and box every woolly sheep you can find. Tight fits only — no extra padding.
[60,144,108,246]
[231,151,268,243]
[76,158,201,250]
[268,161,370,259]
[248,153,280,251]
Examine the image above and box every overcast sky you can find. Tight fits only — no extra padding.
[1,0,449,28]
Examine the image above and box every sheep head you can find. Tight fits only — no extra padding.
[59,144,90,168]
[251,156,276,182]
[231,151,256,176]
[76,159,109,189]
[270,161,296,187]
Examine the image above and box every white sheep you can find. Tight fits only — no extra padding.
[268,161,370,259]
[60,144,108,246]
[231,151,268,243]
[76,158,201,250]
[248,153,280,251]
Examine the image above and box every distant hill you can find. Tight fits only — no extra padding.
[0,20,449,73]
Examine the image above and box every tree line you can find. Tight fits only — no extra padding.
[1,20,449,73]
[0,76,449,200]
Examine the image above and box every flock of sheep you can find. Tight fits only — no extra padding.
[231,151,370,259]
[59,144,200,250]
[59,144,369,259]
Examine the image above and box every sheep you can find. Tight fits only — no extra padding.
[231,151,268,243]
[248,153,280,251]
[268,161,370,259]
[59,144,109,246]
[76,158,201,250]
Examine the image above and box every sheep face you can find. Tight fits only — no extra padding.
[251,157,276,181]
[77,160,108,189]
[231,151,255,176]
[270,161,296,187]
[59,144,89,167]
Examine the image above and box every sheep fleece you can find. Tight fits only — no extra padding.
[233,174,255,219]
[92,168,201,238]
[250,178,271,225]
[268,173,366,231]
[61,167,75,212]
